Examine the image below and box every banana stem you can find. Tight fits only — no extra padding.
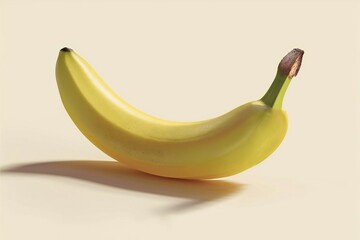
[261,48,304,109]
[261,71,290,109]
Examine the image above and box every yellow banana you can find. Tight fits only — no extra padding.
[55,48,304,179]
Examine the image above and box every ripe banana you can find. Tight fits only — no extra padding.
[56,48,304,179]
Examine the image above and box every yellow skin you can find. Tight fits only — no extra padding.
[56,48,303,179]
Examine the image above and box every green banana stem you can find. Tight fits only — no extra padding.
[261,48,304,109]
[261,71,290,109]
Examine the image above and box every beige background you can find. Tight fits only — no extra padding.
[1,0,359,239]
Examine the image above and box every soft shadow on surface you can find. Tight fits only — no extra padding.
[1,160,244,213]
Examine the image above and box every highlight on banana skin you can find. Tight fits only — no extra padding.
[55,48,304,179]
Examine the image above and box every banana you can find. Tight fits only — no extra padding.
[55,48,304,179]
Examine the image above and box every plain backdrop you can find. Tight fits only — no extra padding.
[0,0,359,239]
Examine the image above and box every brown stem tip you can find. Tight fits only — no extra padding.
[60,47,72,52]
[278,48,304,79]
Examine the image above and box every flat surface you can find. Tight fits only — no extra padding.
[1,0,359,239]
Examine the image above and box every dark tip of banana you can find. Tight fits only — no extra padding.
[278,48,304,79]
[60,47,72,52]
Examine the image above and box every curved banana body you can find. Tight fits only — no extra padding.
[56,48,303,179]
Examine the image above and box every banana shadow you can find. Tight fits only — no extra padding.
[1,160,244,213]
